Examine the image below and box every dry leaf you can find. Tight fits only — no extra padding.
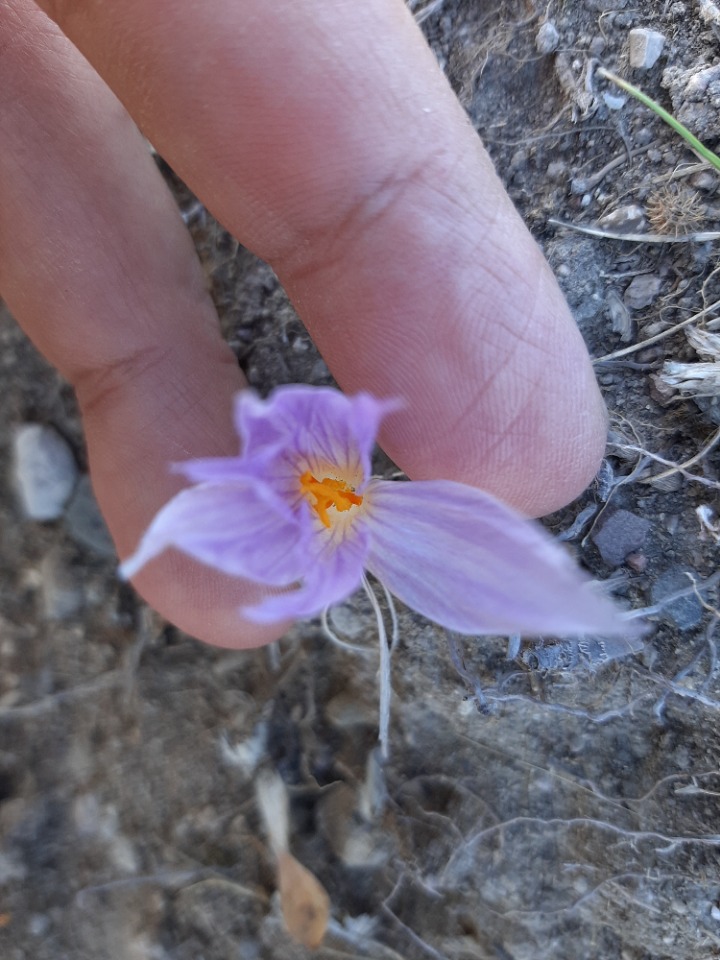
[277,850,330,950]
[686,326,720,360]
[654,360,720,397]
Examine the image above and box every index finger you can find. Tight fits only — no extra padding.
[33,0,608,514]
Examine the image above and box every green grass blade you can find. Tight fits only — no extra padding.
[598,67,720,174]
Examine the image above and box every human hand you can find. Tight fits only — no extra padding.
[0,0,608,647]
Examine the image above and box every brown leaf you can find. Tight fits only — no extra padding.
[277,850,330,950]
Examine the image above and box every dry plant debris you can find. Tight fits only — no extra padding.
[646,183,707,236]
[655,325,720,400]
[255,769,330,950]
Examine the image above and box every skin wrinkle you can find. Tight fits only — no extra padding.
[480,386,547,483]
[271,138,478,276]
[373,141,501,244]
[91,362,238,508]
[409,251,540,434]
[283,148,508,347]
[74,342,174,422]
[266,97,479,261]
[293,206,520,395]
[448,243,567,385]
[0,1,34,66]
[442,262,537,362]
[428,278,577,497]
[459,277,592,489]
[4,122,221,392]
[436,367,528,481]
[278,152,466,293]
[77,341,236,447]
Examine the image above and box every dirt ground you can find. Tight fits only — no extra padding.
[4,1,720,958]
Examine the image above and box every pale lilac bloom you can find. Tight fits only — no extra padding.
[120,385,632,638]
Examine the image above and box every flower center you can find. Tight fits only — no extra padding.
[299,470,363,528]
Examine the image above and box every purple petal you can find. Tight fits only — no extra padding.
[171,386,400,507]
[172,456,248,484]
[242,524,370,623]
[234,386,400,485]
[363,480,636,638]
[120,480,310,586]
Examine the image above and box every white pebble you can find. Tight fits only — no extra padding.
[12,424,78,521]
[603,91,627,110]
[628,28,665,70]
[536,21,560,55]
[699,0,720,26]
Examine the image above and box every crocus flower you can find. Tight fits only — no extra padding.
[120,385,632,638]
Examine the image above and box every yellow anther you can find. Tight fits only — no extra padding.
[299,471,363,528]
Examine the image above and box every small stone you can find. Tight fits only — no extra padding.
[591,509,651,567]
[624,274,662,310]
[598,204,646,234]
[651,567,703,629]
[603,91,627,111]
[628,28,665,69]
[0,850,27,885]
[64,475,116,558]
[39,548,84,620]
[683,62,720,99]
[589,36,606,57]
[698,0,720,26]
[606,288,633,342]
[690,170,718,192]
[536,21,560,55]
[546,160,567,182]
[12,424,78,521]
[28,914,50,938]
[626,551,647,574]
[326,691,375,729]
[642,320,670,338]
[634,126,654,146]
[509,147,528,173]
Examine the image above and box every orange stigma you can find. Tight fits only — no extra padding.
[299,470,363,528]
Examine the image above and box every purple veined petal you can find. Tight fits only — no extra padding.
[172,455,248,484]
[234,386,401,487]
[363,479,639,639]
[242,522,370,624]
[171,449,283,485]
[174,386,402,510]
[119,480,311,587]
[233,390,289,460]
